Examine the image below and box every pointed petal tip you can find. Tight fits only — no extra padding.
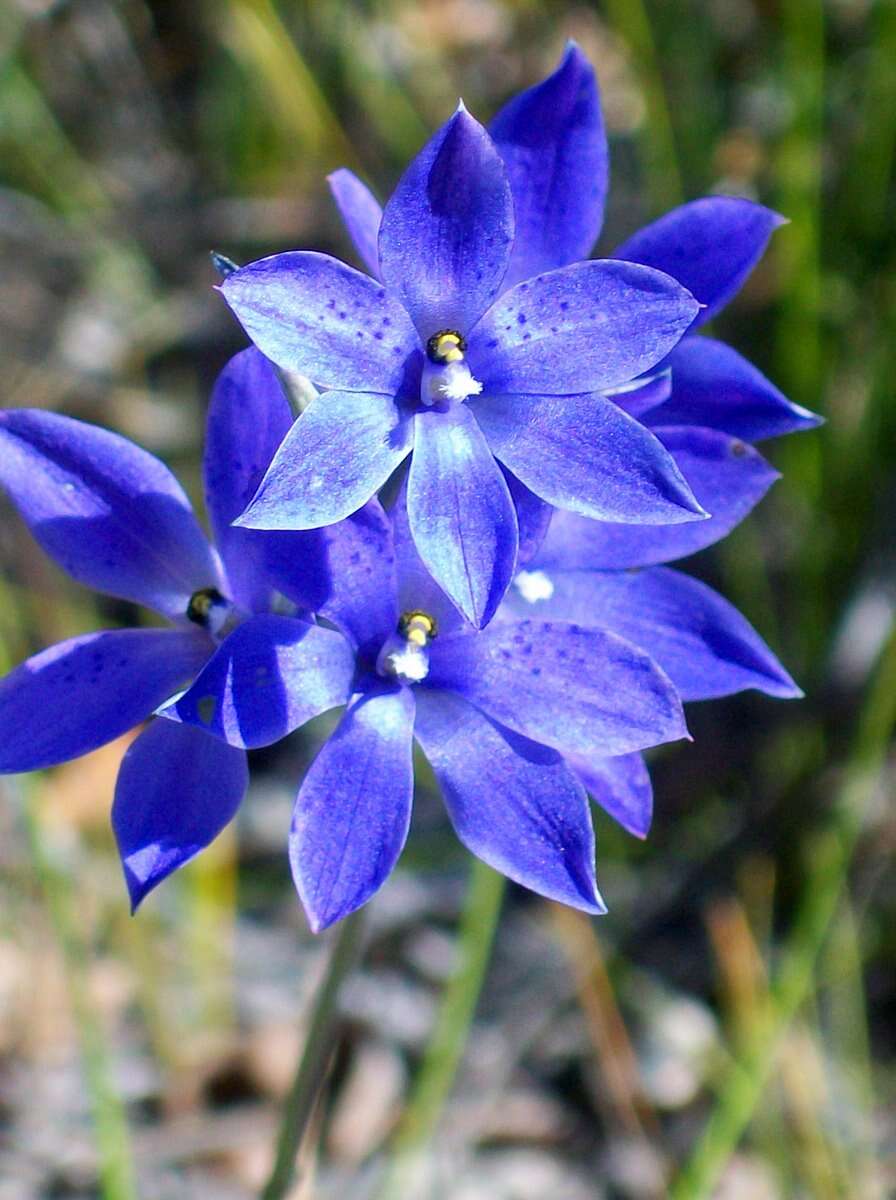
[765,668,804,700]
[302,892,364,935]
[582,887,608,916]
[230,508,253,529]
[124,869,156,915]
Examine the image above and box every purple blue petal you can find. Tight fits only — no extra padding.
[290,688,416,932]
[414,689,604,912]
[0,410,219,621]
[428,619,687,759]
[467,260,700,395]
[378,105,513,338]
[490,42,608,287]
[221,252,418,393]
[656,336,823,440]
[113,719,248,910]
[160,614,355,749]
[614,197,785,326]
[0,629,210,772]
[473,389,705,523]
[565,752,653,838]
[408,404,518,629]
[505,566,800,701]
[327,168,382,278]
[536,426,778,569]
[235,390,414,531]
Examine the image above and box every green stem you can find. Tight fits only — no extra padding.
[15,779,138,1200]
[377,858,506,1200]
[670,622,896,1199]
[260,907,366,1200]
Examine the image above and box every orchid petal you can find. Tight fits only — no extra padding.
[160,614,355,749]
[0,410,218,620]
[328,168,382,277]
[468,260,699,395]
[474,390,705,523]
[408,404,518,628]
[614,197,785,326]
[290,688,415,931]
[491,42,608,286]
[113,720,248,910]
[236,390,413,531]
[428,620,687,759]
[0,629,210,772]
[415,689,604,912]
[221,252,418,393]
[379,105,513,338]
[536,426,778,569]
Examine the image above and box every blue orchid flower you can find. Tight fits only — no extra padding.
[218,103,710,631]
[164,464,696,931]
[0,350,383,909]
[329,44,821,478]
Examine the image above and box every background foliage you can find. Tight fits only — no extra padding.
[1,1,895,1197]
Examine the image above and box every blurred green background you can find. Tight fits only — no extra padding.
[1,1,895,1197]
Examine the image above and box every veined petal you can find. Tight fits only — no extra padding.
[0,629,210,772]
[204,347,331,613]
[236,390,414,531]
[160,615,355,749]
[290,688,416,932]
[328,168,382,278]
[428,620,688,759]
[501,468,553,568]
[614,197,786,326]
[220,252,419,393]
[113,720,248,911]
[536,426,779,569]
[565,752,653,838]
[408,405,518,629]
[378,105,514,338]
[657,337,822,440]
[467,260,699,395]
[391,482,466,638]
[415,690,604,913]
[205,353,395,625]
[506,566,800,701]
[609,369,672,420]
[313,500,400,656]
[474,390,705,523]
[0,410,219,620]
[491,42,608,286]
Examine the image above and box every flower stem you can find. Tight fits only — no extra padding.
[260,907,366,1200]
[377,858,505,1199]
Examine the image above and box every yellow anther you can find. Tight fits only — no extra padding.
[427,330,466,364]
[398,610,437,645]
[187,587,226,627]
